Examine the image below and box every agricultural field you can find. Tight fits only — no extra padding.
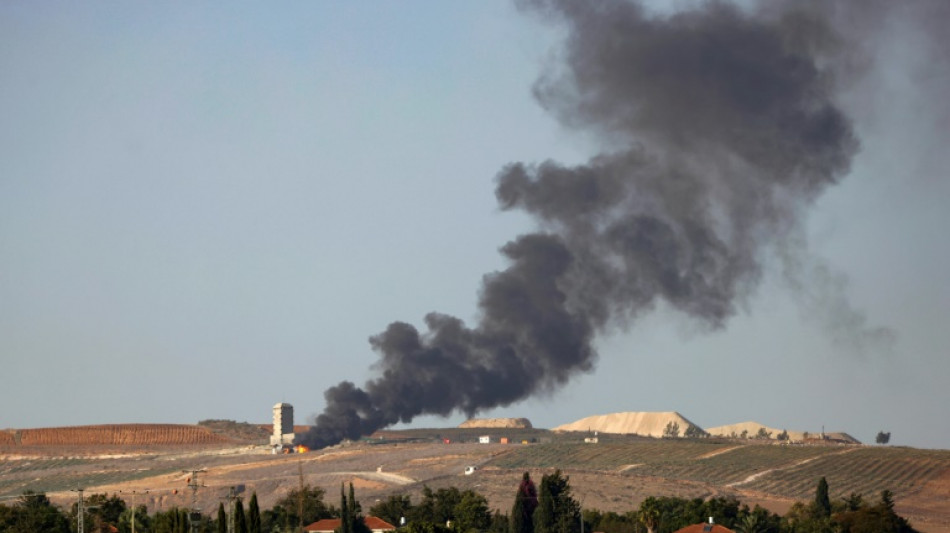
[2,426,949,533]
[5,424,231,447]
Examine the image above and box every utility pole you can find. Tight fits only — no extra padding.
[73,489,85,533]
[225,486,239,533]
[183,469,207,533]
[128,489,148,533]
[298,462,306,533]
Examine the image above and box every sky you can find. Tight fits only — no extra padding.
[2,1,948,449]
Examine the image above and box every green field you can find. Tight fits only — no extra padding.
[487,439,950,502]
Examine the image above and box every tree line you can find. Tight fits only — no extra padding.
[0,472,919,533]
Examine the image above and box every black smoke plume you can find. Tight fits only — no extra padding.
[299,0,869,449]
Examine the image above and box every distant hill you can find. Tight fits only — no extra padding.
[706,421,861,444]
[1,424,232,446]
[553,411,702,437]
[459,418,533,429]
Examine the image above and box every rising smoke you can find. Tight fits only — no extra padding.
[299,0,892,449]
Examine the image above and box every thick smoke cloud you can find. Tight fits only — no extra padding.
[300,0,879,449]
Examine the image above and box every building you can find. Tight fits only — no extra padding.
[478,435,490,444]
[270,403,295,447]
[304,517,396,533]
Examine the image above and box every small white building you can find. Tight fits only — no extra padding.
[478,435,490,444]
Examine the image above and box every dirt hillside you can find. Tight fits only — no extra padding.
[552,411,701,437]
[706,422,860,443]
[458,418,533,429]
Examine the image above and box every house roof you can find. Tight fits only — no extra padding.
[673,523,735,533]
[304,517,396,532]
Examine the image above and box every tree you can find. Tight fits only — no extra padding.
[341,484,352,533]
[266,483,332,531]
[815,477,832,519]
[510,472,538,533]
[0,491,70,533]
[69,492,127,530]
[777,430,789,441]
[248,492,261,533]
[755,428,773,440]
[735,513,767,533]
[834,490,920,533]
[684,424,706,438]
[637,497,661,533]
[339,483,370,533]
[235,499,248,533]
[663,421,680,438]
[455,490,491,532]
[216,503,227,533]
[876,431,891,445]
[533,470,580,533]
[369,494,412,528]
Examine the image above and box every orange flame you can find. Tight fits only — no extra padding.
[296,445,310,453]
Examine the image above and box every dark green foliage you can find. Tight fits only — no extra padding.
[533,470,581,533]
[835,490,919,533]
[217,503,227,533]
[150,507,192,533]
[249,492,261,533]
[411,486,464,525]
[583,509,639,533]
[403,522,453,533]
[0,491,71,533]
[264,483,332,531]
[338,482,370,533]
[235,499,248,533]
[489,510,511,533]
[635,496,744,533]
[369,494,412,527]
[511,472,538,533]
[119,502,152,533]
[455,490,491,532]
[777,430,789,441]
[734,505,782,533]
[876,431,891,445]
[69,492,127,529]
[815,477,831,519]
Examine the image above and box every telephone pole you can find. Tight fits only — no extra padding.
[72,489,85,533]
[183,469,207,533]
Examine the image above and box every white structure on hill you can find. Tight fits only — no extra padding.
[270,403,295,446]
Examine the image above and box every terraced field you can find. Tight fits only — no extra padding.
[485,438,950,505]
[2,427,949,533]
[744,446,950,501]
[489,439,735,470]
[11,424,229,446]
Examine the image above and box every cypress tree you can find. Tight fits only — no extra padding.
[340,483,352,533]
[248,493,261,533]
[510,472,537,533]
[235,499,247,533]
[815,477,831,519]
[217,503,227,533]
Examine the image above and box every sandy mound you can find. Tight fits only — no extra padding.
[458,418,533,429]
[706,422,860,443]
[552,411,701,437]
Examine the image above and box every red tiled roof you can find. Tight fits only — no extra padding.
[673,523,735,533]
[304,517,396,532]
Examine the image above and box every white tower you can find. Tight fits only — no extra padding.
[270,403,295,446]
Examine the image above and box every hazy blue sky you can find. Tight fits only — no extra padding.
[2,1,948,449]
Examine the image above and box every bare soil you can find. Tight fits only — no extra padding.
[2,434,948,533]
